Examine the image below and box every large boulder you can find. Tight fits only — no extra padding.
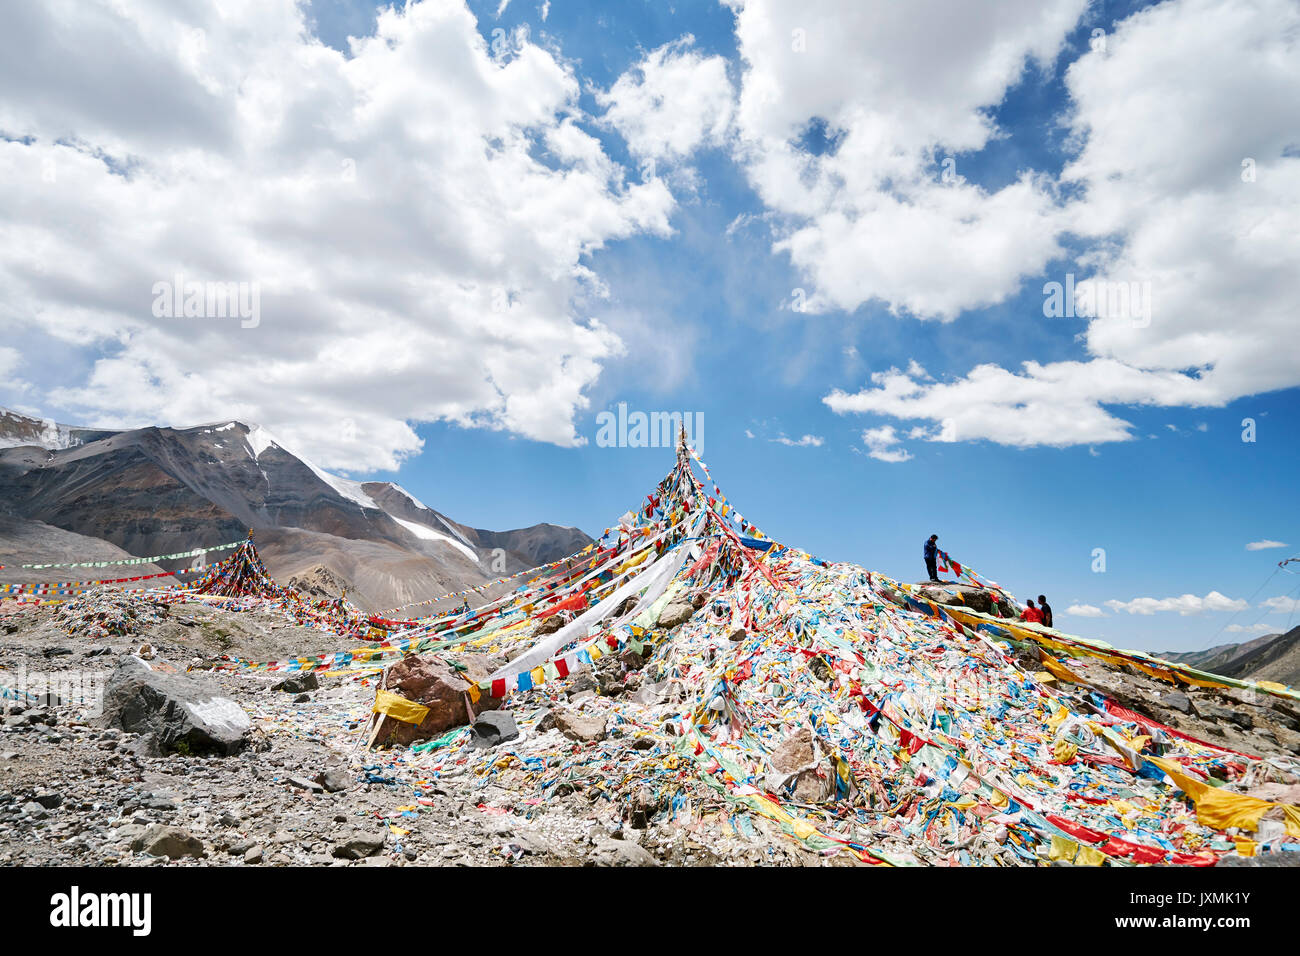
[131,824,205,859]
[371,653,500,747]
[657,600,696,629]
[913,583,1019,619]
[767,728,834,803]
[96,655,256,756]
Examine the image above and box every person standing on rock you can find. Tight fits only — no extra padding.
[924,534,940,583]
[1037,595,1053,629]
[1021,599,1044,624]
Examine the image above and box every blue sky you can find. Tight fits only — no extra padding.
[1,0,1297,651]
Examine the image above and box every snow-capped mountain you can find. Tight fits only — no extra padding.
[0,408,590,611]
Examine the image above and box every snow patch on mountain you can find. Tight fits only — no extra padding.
[0,408,83,451]
[390,516,479,563]
[244,423,280,460]
[240,422,380,511]
[391,484,429,512]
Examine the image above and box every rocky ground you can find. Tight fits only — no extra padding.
[0,594,835,867]
[4,583,1298,868]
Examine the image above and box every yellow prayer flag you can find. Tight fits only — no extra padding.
[372,688,430,725]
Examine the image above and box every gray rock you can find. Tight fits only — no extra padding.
[272,673,319,694]
[589,839,658,866]
[318,769,351,793]
[534,614,567,636]
[244,845,264,865]
[657,601,696,629]
[912,582,1020,618]
[1191,697,1251,728]
[634,680,670,706]
[332,830,385,860]
[132,824,205,859]
[96,655,255,756]
[553,709,608,742]
[470,711,519,749]
[22,801,48,819]
[565,672,598,696]
[287,776,323,792]
[1161,690,1192,714]
[33,791,63,809]
[114,823,147,845]
[768,727,833,803]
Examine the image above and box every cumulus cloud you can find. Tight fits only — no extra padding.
[1065,604,1106,618]
[0,0,675,471]
[826,360,1213,448]
[597,36,733,163]
[1226,623,1272,633]
[1246,540,1288,551]
[1103,591,1248,616]
[861,425,911,463]
[817,0,1300,448]
[725,0,1086,319]
[1260,596,1300,614]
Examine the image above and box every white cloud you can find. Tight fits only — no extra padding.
[1260,596,1300,614]
[597,36,733,163]
[770,433,822,447]
[725,0,1087,319]
[817,0,1300,449]
[825,360,1210,448]
[1226,623,1273,633]
[1246,540,1288,551]
[0,0,675,471]
[1103,591,1248,616]
[1065,604,1106,618]
[861,425,911,463]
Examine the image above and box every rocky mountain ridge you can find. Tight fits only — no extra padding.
[0,408,590,611]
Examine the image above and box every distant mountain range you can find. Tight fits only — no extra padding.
[1161,626,1300,689]
[0,407,590,612]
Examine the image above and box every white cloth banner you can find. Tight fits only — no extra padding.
[487,513,702,682]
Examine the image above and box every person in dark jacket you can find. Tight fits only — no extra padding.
[1037,595,1053,629]
[924,534,940,582]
